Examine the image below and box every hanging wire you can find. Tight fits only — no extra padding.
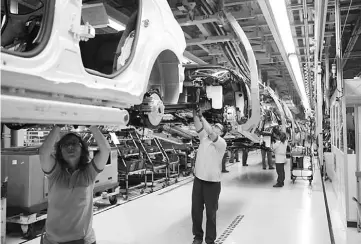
[333,0,353,64]
[341,0,353,38]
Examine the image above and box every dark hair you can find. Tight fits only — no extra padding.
[55,133,90,170]
[280,132,287,143]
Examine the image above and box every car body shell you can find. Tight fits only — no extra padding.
[1,0,186,125]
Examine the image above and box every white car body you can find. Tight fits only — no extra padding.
[1,0,186,126]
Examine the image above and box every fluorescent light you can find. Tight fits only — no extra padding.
[108,17,125,31]
[269,0,295,54]
[289,54,310,110]
[268,0,310,111]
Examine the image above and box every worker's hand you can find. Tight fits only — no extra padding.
[193,106,202,118]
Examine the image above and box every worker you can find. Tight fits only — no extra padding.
[39,125,111,244]
[272,132,288,188]
[261,148,273,169]
[242,148,249,166]
[260,130,275,170]
[191,108,227,244]
[222,151,230,173]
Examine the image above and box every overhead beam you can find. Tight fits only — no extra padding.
[245,31,333,40]
[197,24,211,37]
[288,1,361,11]
[177,14,220,26]
[183,32,210,53]
[224,0,253,7]
[186,35,235,46]
[241,20,316,28]
[342,13,361,68]
[232,9,263,20]
[325,51,361,60]
[177,10,264,26]
[183,51,208,65]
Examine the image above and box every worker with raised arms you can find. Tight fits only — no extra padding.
[39,125,111,244]
[191,107,227,244]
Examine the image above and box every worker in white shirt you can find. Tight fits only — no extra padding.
[191,108,227,244]
[272,132,288,187]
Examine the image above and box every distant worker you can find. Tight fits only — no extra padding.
[242,148,249,166]
[272,132,288,188]
[222,151,230,173]
[39,125,111,244]
[191,108,227,244]
[261,148,273,170]
[260,130,275,170]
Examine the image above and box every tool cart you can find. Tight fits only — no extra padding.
[120,129,180,192]
[162,139,197,177]
[153,138,180,185]
[115,131,148,201]
[177,146,197,177]
[290,146,314,184]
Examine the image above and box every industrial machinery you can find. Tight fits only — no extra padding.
[1,147,49,214]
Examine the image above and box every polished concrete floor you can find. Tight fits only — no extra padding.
[8,150,361,244]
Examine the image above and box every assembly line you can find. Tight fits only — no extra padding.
[1,0,361,244]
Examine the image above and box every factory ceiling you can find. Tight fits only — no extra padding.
[168,0,361,117]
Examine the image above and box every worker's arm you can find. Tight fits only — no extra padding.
[89,126,111,172]
[39,126,61,174]
[199,116,218,142]
[193,109,203,132]
[193,109,207,139]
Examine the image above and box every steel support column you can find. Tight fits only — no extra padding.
[335,0,343,92]
[316,63,324,169]
[325,52,330,113]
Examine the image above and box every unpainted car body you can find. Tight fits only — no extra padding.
[164,65,251,127]
[1,0,185,127]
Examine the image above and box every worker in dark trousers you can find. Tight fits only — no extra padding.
[222,151,229,173]
[191,108,227,244]
[261,126,282,169]
[242,148,249,166]
[261,149,273,170]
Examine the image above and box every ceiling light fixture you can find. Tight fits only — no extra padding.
[268,0,310,111]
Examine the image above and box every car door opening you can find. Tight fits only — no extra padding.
[79,0,139,75]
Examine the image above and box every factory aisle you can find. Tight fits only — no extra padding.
[20,151,352,244]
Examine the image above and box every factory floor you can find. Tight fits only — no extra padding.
[7,150,361,244]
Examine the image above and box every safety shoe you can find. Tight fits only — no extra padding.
[222,170,229,173]
[192,239,203,244]
[273,183,283,187]
[269,167,275,170]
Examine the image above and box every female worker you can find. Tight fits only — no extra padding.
[39,125,111,244]
[272,132,288,188]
